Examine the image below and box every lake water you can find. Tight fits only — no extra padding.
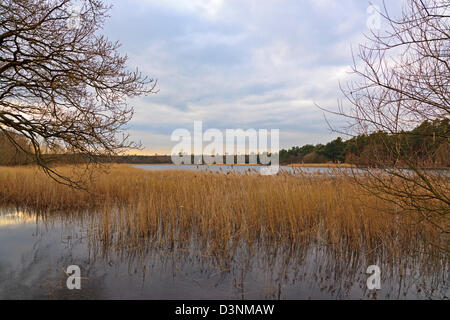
[132,164,450,177]
[132,164,349,175]
[0,209,448,299]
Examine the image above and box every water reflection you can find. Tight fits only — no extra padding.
[0,211,37,227]
[0,209,448,299]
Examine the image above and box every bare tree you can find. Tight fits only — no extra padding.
[0,0,156,186]
[326,0,449,240]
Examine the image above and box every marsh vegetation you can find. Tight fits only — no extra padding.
[0,165,447,299]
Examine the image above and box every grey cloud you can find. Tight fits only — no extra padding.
[102,0,403,153]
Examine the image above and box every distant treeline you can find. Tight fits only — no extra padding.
[0,131,32,165]
[114,155,172,164]
[0,119,448,167]
[279,119,449,166]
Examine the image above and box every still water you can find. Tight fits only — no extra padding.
[132,164,450,177]
[132,164,348,174]
[0,209,448,300]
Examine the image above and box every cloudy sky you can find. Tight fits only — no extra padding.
[102,0,403,154]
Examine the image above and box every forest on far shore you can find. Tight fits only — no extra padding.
[279,119,449,166]
[0,119,448,167]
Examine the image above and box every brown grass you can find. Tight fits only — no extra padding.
[0,165,446,264]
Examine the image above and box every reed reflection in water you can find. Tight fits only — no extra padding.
[0,209,447,299]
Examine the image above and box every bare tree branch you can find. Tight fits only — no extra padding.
[0,0,157,187]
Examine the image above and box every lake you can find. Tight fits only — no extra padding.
[132,164,450,177]
[0,208,448,299]
[132,164,351,175]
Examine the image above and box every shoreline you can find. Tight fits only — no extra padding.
[126,163,449,170]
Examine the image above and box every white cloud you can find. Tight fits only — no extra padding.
[143,0,225,20]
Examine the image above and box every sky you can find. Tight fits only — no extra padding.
[102,0,404,154]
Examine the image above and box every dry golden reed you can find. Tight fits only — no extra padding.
[0,165,446,262]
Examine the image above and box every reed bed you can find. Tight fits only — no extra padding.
[0,165,446,265]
